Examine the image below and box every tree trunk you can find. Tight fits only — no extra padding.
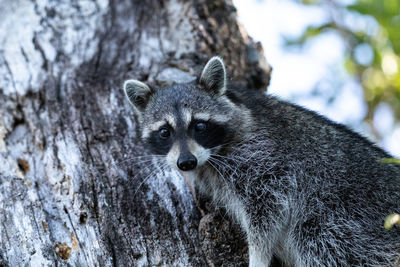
[0,0,271,265]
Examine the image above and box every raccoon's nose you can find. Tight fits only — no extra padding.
[177,154,197,171]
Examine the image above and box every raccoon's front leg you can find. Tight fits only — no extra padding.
[248,241,271,267]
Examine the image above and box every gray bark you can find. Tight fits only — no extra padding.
[0,0,271,265]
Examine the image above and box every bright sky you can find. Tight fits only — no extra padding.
[233,0,400,157]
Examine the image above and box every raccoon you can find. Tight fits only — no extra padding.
[124,57,400,266]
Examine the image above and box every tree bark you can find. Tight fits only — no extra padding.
[0,0,271,265]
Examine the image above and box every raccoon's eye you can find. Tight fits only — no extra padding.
[195,122,207,132]
[159,127,170,139]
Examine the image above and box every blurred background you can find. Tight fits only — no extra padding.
[233,0,400,157]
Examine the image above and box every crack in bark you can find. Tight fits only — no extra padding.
[32,33,49,72]
[63,206,90,264]
[29,204,44,243]
[1,55,16,91]
[106,235,118,267]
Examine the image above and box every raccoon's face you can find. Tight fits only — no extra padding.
[124,57,239,171]
[142,95,231,171]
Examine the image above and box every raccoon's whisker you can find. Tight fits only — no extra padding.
[211,155,248,176]
[120,154,165,160]
[209,143,230,151]
[207,159,228,182]
[208,139,248,151]
[209,139,265,163]
[211,153,254,165]
[223,136,255,147]
[207,158,237,186]
[119,159,158,167]
[125,158,164,166]
[208,156,240,176]
[209,156,236,170]
[211,153,249,162]
[118,154,165,161]
[129,163,158,181]
[130,157,164,177]
[115,155,164,166]
[208,138,251,150]
[131,162,169,198]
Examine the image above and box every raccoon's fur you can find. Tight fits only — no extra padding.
[124,57,400,266]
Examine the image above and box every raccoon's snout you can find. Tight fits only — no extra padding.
[177,153,197,171]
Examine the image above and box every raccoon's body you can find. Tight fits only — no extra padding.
[124,57,400,266]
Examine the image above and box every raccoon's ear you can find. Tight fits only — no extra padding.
[123,79,153,117]
[199,56,227,96]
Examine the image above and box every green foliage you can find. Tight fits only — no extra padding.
[381,158,400,165]
[384,213,400,230]
[288,0,400,128]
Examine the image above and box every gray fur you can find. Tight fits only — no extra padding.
[124,57,400,266]
[199,56,227,96]
[123,79,153,118]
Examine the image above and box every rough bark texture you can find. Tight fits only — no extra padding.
[0,0,271,265]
